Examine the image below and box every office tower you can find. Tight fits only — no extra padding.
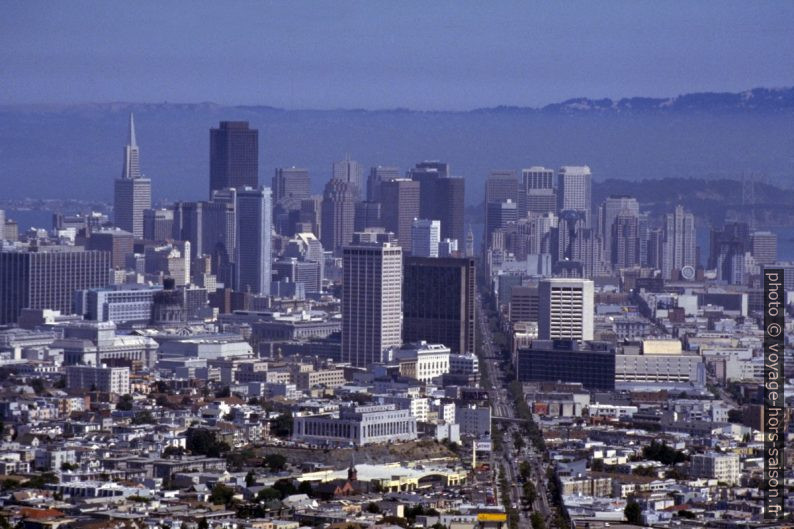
[521,167,556,218]
[438,238,458,257]
[235,187,272,295]
[709,222,750,269]
[113,114,151,238]
[413,160,450,177]
[485,200,518,248]
[403,256,476,355]
[409,162,464,244]
[509,285,539,324]
[333,155,364,199]
[557,166,592,227]
[485,170,519,205]
[751,231,777,265]
[209,121,259,196]
[203,188,237,263]
[598,196,639,260]
[380,179,420,247]
[300,196,323,239]
[143,208,174,242]
[647,229,664,270]
[662,205,697,280]
[411,219,441,257]
[321,179,357,255]
[0,210,5,241]
[637,214,650,267]
[611,211,640,270]
[171,201,203,259]
[87,228,134,269]
[341,235,403,367]
[367,166,401,202]
[273,258,322,294]
[538,278,594,341]
[435,176,465,244]
[466,226,475,257]
[354,201,382,232]
[272,167,311,206]
[0,247,110,324]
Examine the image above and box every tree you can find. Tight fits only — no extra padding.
[197,518,209,529]
[209,483,235,505]
[297,481,313,496]
[270,414,293,437]
[186,428,230,457]
[245,470,256,487]
[530,512,546,529]
[272,479,297,499]
[163,446,185,457]
[366,502,381,513]
[624,500,642,525]
[117,394,134,411]
[263,453,287,472]
[131,411,156,425]
[256,487,281,502]
[519,461,531,481]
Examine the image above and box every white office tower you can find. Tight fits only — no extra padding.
[538,278,594,341]
[342,235,403,367]
[411,218,441,257]
[235,187,272,294]
[333,155,364,199]
[662,205,696,280]
[557,166,592,227]
[114,113,151,238]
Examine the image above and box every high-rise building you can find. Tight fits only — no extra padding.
[367,166,401,202]
[114,114,151,238]
[235,187,272,295]
[143,208,174,242]
[300,196,323,239]
[538,278,594,341]
[209,121,259,196]
[403,256,476,355]
[485,200,518,248]
[408,162,464,244]
[333,156,364,199]
[485,171,519,205]
[321,179,357,255]
[662,205,697,280]
[751,231,778,265]
[411,219,441,257]
[611,211,640,270]
[341,234,403,367]
[354,201,382,232]
[272,167,311,207]
[521,167,556,218]
[557,166,592,227]
[87,228,134,270]
[0,247,110,324]
[598,196,639,260]
[380,179,421,248]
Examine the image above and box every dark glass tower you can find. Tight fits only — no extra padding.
[209,121,259,196]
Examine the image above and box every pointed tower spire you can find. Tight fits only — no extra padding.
[128,113,137,148]
[121,113,141,180]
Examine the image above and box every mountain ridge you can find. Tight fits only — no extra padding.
[2,87,793,115]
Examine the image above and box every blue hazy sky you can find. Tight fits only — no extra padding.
[2,1,793,110]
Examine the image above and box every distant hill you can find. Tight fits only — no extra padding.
[0,87,792,204]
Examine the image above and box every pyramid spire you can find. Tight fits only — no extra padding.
[128,113,137,148]
[121,113,141,180]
